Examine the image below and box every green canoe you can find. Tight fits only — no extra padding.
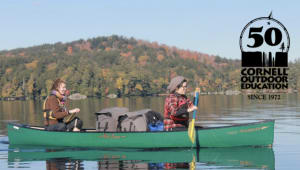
[8,146,274,169]
[7,120,274,148]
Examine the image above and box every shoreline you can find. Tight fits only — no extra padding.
[0,90,298,101]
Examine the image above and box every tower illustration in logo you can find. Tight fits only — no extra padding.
[240,13,290,67]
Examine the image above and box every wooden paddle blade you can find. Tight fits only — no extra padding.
[188,119,195,144]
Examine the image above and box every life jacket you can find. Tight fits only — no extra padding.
[43,95,66,121]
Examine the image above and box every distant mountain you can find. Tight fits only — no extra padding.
[0,35,243,98]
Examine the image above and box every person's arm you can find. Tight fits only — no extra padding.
[174,97,197,116]
[168,95,195,117]
[48,96,68,119]
[187,96,197,113]
[167,97,178,116]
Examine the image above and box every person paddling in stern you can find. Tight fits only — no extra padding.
[164,76,197,131]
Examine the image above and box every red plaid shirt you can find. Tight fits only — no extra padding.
[164,93,193,131]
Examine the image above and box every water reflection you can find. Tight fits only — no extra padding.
[45,158,82,170]
[8,145,274,170]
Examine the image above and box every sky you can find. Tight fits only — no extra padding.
[0,0,299,61]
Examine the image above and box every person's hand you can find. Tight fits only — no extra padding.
[65,90,70,96]
[194,88,200,96]
[187,106,197,112]
[69,108,80,114]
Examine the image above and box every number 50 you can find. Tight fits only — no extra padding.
[247,27,282,48]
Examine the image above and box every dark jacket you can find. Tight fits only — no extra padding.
[44,95,69,126]
[163,93,193,130]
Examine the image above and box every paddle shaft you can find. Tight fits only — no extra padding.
[192,91,200,119]
[188,89,200,144]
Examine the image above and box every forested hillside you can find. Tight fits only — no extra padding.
[0,35,297,99]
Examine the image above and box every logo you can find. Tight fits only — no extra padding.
[240,13,290,99]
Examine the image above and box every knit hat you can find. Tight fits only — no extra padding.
[167,76,186,93]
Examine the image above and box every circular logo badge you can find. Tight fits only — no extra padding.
[240,15,290,67]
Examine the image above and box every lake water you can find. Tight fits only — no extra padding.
[0,94,300,169]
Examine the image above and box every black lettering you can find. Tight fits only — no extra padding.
[282,84,288,89]
[275,77,282,83]
[241,68,247,75]
[241,76,248,83]
[272,68,277,75]
[268,76,274,82]
[241,83,246,89]
[261,76,267,83]
[283,68,288,75]
[275,84,281,89]
[248,68,255,75]
[248,76,254,83]
[277,68,282,76]
[264,68,270,76]
[256,68,262,75]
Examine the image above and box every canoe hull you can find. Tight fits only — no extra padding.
[195,120,274,147]
[7,120,274,148]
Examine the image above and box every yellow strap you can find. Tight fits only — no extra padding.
[42,96,48,111]
[43,96,57,120]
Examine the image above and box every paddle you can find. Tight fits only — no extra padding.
[188,88,200,144]
[189,155,196,170]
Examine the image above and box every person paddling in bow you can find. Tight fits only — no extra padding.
[164,76,197,131]
[43,78,83,132]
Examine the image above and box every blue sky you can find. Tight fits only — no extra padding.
[0,0,299,61]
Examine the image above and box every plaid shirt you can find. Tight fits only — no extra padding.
[164,93,193,131]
